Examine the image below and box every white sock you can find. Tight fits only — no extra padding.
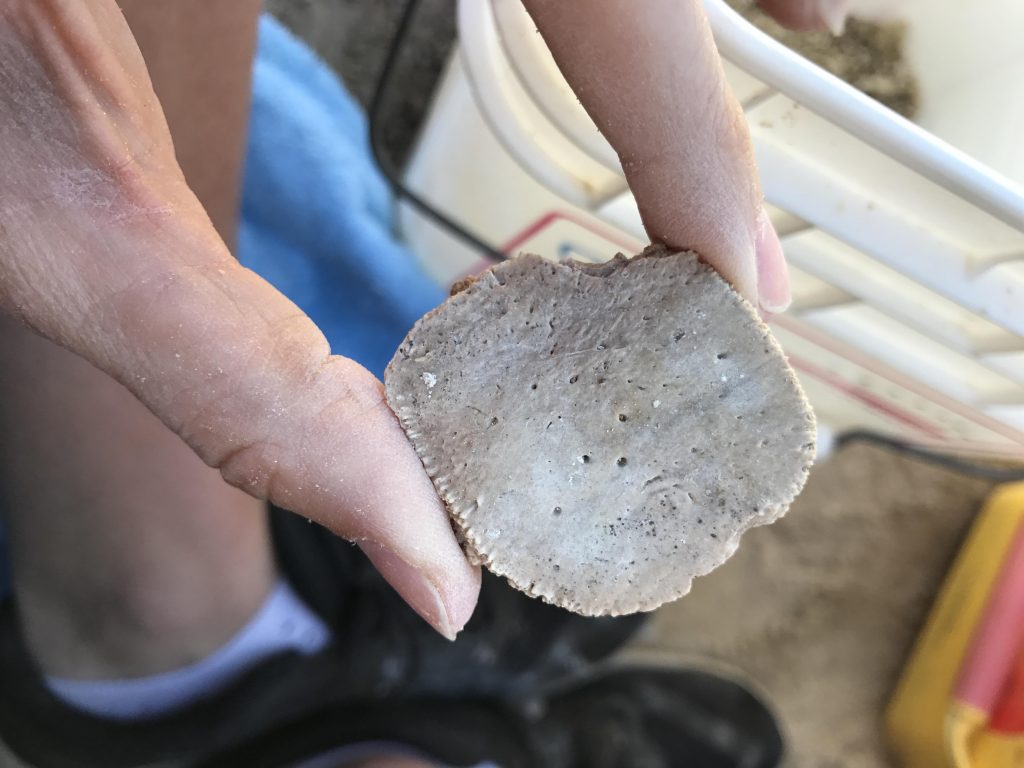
[46,579,331,720]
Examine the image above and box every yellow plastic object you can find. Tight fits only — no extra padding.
[973,732,1024,767]
[886,482,1024,768]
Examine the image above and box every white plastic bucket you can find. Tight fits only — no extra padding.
[400,0,1024,456]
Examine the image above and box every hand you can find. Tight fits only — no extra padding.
[522,0,851,313]
[0,0,479,640]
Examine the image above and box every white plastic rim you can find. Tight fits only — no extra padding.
[460,0,1024,230]
[457,0,627,208]
[703,0,1024,232]
[491,0,622,174]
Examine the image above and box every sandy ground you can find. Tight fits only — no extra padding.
[632,443,994,766]
[267,4,1001,765]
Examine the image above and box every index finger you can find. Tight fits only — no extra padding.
[522,0,791,313]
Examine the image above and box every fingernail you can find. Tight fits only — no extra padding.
[359,541,457,640]
[816,0,851,35]
[755,208,792,314]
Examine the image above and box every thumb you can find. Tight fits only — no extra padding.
[0,0,479,638]
[141,269,481,641]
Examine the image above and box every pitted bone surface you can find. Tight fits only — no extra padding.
[385,247,815,616]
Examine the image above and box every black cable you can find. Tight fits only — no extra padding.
[834,430,1024,482]
[369,0,506,263]
[369,1,1024,485]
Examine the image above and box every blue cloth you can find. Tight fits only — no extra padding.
[0,15,444,602]
[240,15,445,378]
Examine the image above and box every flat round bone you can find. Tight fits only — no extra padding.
[385,246,815,616]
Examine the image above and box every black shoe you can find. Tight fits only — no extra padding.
[206,664,785,768]
[0,506,646,767]
[270,505,647,698]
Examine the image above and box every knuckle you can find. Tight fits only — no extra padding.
[216,437,282,502]
[316,356,391,423]
[711,95,755,171]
